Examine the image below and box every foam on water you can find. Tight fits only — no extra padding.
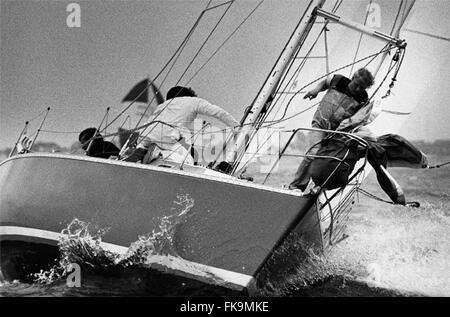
[326,167,450,297]
[118,193,195,265]
[255,231,344,296]
[33,218,119,285]
[32,194,197,288]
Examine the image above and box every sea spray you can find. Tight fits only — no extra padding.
[255,231,343,296]
[117,193,195,266]
[33,218,119,284]
[33,194,196,286]
[326,183,450,296]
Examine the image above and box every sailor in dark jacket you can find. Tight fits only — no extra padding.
[289,68,375,191]
[79,127,120,159]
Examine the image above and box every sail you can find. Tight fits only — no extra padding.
[122,78,150,103]
[119,78,166,145]
[123,78,165,104]
[369,0,450,140]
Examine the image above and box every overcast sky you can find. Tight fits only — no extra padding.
[1,0,449,150]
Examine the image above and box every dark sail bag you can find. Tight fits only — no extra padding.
[309,135,360,190]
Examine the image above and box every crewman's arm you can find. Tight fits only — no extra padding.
[303,75,333,100]
[195,98,240,128]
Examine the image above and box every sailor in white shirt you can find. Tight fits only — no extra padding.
[124,86,239,164]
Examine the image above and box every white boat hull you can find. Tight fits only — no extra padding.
[0,153,321,293]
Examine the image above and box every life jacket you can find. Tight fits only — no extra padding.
[312,88,363,131]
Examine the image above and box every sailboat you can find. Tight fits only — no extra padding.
[0,0,426,294]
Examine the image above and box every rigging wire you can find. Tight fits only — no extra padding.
[133,1,245,146]
[123,0,264,156]
[332,0,344,12]
[239,21,327,164]
[26,108,48,123]
[99,1,215,135]
[239,1,345,166]
[134,10,207,130]
[255,10,328,127]
[362,42,390,69]
[428,161,450,169]
[233,36,405,176]
[239,42,396,161]
[40,130,80,134]
[261,102,320,128]
[403,28,450,42]
[185,0,265,85]
[348,0,373,76]
[281,45,398,120]
[30,107,51,152]
[230,2,327,169]
[357,187,420,208]
[373,47,406,100]
[390,0,404,36]
[262,23,328,127]
[255,44,398,134]
[357,187,397,204]
[176,1,234,85]
[222,0,347,171]
[111,0,400,177]
[111,115,131,145]
[9,121,29,157]
[232,33,402,174]
[114,1,233,151]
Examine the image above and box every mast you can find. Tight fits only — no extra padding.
[217,0,326,172]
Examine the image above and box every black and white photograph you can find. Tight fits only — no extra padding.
[0,0,449,303]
